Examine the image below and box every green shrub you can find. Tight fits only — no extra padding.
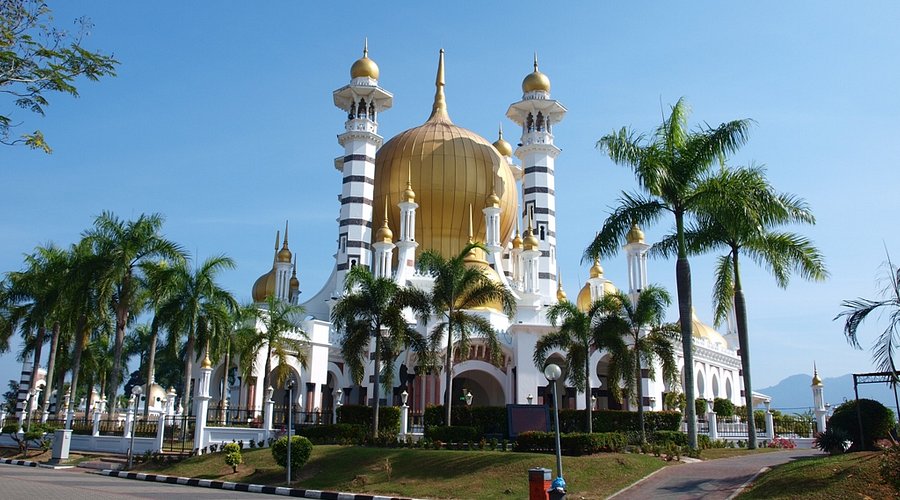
[425,425,477,444]
[222,442,241,454]
[423,405,508,438]
[651,430,687,447]
[698,435,712,449]
[336,405,400,433]
[297,423,367,444]
[515,431,627,455]
[713,398,735,417]
[813,427,852,454]
[695,398,709,417]
[223,442,242,472]
[880,445,900,495]
[271,435,313,478]
[828,399,896,451]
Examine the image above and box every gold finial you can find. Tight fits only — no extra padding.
[201,340,212,369]
[590,257,604,278]
[625,222,645,244]
[428,49,450,122]
[534,52,539,72]
[812,362,823,386]
[556,273,567,302]
[403,164,416,202]
[292,255,298,277]
[493,122,513,157]
[283,220,289,247]
[277,221,293,262]
[363,37,368,58]
[376,196,393,243]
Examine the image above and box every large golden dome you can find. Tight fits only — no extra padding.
[690,308,728,348]
[372,50,518,259]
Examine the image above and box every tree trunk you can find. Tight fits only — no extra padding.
[263,343,272,424]
[41,322,61,416]
[732,251,757,449]
[68,317,88,415]
[29,326,46,397]
[584,349,592,434]
[676,212,698,449]
[372,323,382,438]
[108,303,128,415]
[143,320,159,418]
[52,356,65,414]
[443,314,454,427]
[636,351,646,444]
[182,333,194,415]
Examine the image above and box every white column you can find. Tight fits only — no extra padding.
[263,386,274,444]
[154,413,166,452]
[165,387,176,416]
[193,359,213,454]
[92,400,103,437]
[764,401,774,441]
[707,404,718,441]
[124,395,136,438]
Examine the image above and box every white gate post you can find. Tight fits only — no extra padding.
[92,400,104,437]
[193,349,213,454]
[155,413,166,452]
[764,401,774,443]
[263,386,274,444]
[124,394,136,438]
[399,390,409,439]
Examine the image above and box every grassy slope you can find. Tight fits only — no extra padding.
[739,451,894,499]
[138,445,667,499]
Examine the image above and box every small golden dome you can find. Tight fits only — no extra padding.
[522,54,551,93]
[486,191,501,208]
[812,364,823,386]
[576,280,617,312]
[625,223,645,244]
[512,229,523,250]
[290,258,300,290]
[589,258,604,278]
[523,227,539,251]
[493,125,513,157]
[252,268,276,303]
[375,220,393,243]
[350,41,379,80]
[690,308,728,348]
[201,341,212,369]
[556,280,567,302]
[276,221,292,263]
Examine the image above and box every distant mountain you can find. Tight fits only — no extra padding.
[757,373,899,414]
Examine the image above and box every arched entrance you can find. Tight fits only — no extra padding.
[595,354,623,410]
[453,361,507,407]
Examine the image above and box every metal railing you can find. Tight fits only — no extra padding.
[716,417,749,437]
[206,406,262,428]
[98,419,123,436]
[774,415,816,438]
[132,418,159,437]
[162,415,195,454]
[271,405,326,429]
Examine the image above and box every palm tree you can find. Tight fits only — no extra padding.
[589,98,753,448]
[418,243,516,426]
[654,165,827,447]
[138,259,180,417]
[534,300,604,433]
[594,287,679,444]
[836,252,900,378]
[237,295,308,423]
[85,211,185,409]
[331,266,430,437]
[157,255,237,413]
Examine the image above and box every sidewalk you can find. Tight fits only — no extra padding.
[611,449,820,499]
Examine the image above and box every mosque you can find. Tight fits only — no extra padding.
[204,46,747,418]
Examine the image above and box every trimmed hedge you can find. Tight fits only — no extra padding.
[515,431,627,455]
[829,398,896,451]
[713,398,735,417]
[424,405,508,438]
[297,423,367,444]
[558,409,682,434]
[336,405,400,433]
[651,430,687,447]
[424,425,478,443]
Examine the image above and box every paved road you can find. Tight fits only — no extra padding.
[0,463,277,499]
[611,449,820,500]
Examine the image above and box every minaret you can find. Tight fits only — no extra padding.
[332,41,393,295]
[372,199,395,279]
[395,167,419,284]
[289,256,301,304]
[587,257,612,302]
[506,54,566,301]
[274,221,293,301]
[623,223,650,305]
[811,363,827,432]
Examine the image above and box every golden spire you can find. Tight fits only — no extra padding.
[277,220,293,262]
[403,163,416,202]
[812,362,823,386]
[375,196,393,243]
[590,257,604,278]
[290,255,300,290]
[493,122,513,157]
[556,273,567,302]
[625,222,645,244]
[468,204,474,243]
[428,49,450,122]
[201,339,212,369]
[512,218,523,249]
[522,51,551,93]
[350,38,379,80]
[524,214,539,251]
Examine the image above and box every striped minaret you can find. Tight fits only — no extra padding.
[332,41,393,295]
[506,54,566,302]
[15,353,33,418]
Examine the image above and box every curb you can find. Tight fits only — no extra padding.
[726,465,769,500]
[606,465,669,499]
[97,469,416,499]
[0,458,39,467]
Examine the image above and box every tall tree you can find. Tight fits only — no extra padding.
[85,211,185,412]
[534,299,605,433]
[417,243,516,426]
[156,254,236,413]
[0,0,118,152]
[331,266,430,437]
[654,165,827,447]
[589,97,753,448]
[138,259,180,417]
[836,252,900,378]
[237,295,308,423]
[594,287,679,444]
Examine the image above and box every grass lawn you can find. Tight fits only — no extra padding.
[137,445,668,499]
[738,451,894,499]
[702,447,781,460]
[0,446,88,465]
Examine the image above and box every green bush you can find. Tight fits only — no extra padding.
[713,398,735,417]
[271,435,313,477]
[223,442,242,472]
[651,430,687,447]
[695,398,709,417]
[698,435,712,449]
[423,405,508,438]
[880,445,900,495]
[828,399,896,451]
[297,423,367,444]
[515,431,627,455]
[336,405,400,433]
[425,425,477,443]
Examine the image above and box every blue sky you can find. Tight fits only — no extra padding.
[2,2,899,401]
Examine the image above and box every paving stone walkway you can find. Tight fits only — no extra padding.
[611,448,820,500]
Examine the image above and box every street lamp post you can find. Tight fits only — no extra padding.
[127,385,143,469]
[334,388,343,424]
[286,380,294,484]
[544,364,567,498]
